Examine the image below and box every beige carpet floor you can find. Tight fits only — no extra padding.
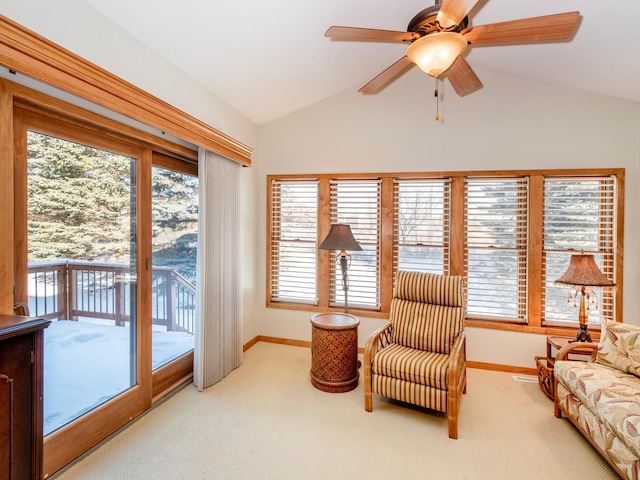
[53,342,619,480]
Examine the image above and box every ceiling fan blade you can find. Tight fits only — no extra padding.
[359,56,414,94]
[445,56,482,96]
[464,12,580,45]
[437,0,479,29]
[325,26,416,43]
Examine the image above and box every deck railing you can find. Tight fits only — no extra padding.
[27,260,195,334]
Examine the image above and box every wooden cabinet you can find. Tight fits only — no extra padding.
[0,315,49,480]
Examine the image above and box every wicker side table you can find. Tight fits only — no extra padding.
[310,313,360,393]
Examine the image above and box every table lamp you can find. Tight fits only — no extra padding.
[555,252,615,343]
[318,224,362,313]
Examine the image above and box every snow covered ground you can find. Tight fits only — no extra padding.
[44,319,194,435]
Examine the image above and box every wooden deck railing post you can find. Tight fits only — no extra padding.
[167,271,177,332]
[59,262,69,320]
[114,266,124,327]
[68,263,78,321]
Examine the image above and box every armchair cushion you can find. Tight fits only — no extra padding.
[390,271,465,354]
[372,343,450,390]
[596,320,640,377]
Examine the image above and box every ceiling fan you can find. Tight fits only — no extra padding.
[325,0,581,97]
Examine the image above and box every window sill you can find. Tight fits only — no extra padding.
[465,317,599,339]
[266,303,591,336]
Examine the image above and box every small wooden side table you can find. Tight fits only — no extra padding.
[310,313,360,393]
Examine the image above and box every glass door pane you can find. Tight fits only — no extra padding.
[151,165,197,370]
[27,131,138,436]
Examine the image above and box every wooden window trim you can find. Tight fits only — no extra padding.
[0,14,252,165]
[267,168,625,336]
[9,79,198,163]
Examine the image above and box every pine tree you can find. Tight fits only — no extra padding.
[28,132,132,262]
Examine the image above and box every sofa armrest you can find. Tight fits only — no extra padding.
[556,342,598,362]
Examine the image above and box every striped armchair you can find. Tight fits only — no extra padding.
[364,270,467,439]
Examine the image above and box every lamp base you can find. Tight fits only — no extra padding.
[569,324,592,343]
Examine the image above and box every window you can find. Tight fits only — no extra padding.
[269,179,318,305]
[464,178,528,321]
[394,179,450,275]
[267,169,623,333]
[542,176,617,326]
[329,180,381,310]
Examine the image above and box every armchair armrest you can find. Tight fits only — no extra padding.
[363,322,393,368]
[555,342,598,362]
[448,333,466,392]
[447,333,466,439]
[364,322,393,413]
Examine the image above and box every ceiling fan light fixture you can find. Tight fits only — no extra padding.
[406,32,468,77]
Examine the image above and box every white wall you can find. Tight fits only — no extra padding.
[258,67,640,369]
[0,0,262,344]
[0,0,258,147]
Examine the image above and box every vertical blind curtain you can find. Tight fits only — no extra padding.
[194,148,243,391]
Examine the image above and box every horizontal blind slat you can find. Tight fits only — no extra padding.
[329,180,381,310]
[270,179,318,304]
[541,176,617,325]
[464,178,528,321]
[394,179,450,275]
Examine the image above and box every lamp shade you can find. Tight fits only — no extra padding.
[555,254,615,287]
[406,32,468,78]
[318,224,362,252]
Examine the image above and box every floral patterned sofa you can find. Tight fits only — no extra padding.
[554,320,640,480]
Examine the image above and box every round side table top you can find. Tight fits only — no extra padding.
[310,312,359,330]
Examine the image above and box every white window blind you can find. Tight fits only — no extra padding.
[542,176,616,325]
[269,179,318,304]
[394,179,450,274]
[465,178,528,321]
[329,180,381,310]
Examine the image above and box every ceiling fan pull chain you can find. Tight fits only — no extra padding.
[434,77,440,121]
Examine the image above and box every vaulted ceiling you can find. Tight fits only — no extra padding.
[85,0,640,125]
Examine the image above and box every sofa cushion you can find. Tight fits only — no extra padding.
[555,360,640,458]
[596,320,640,377]
[556,381,640,480]
[372,343,450,390]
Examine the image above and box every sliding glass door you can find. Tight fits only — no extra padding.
[13,103,197,476]
[27,130,139,435]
